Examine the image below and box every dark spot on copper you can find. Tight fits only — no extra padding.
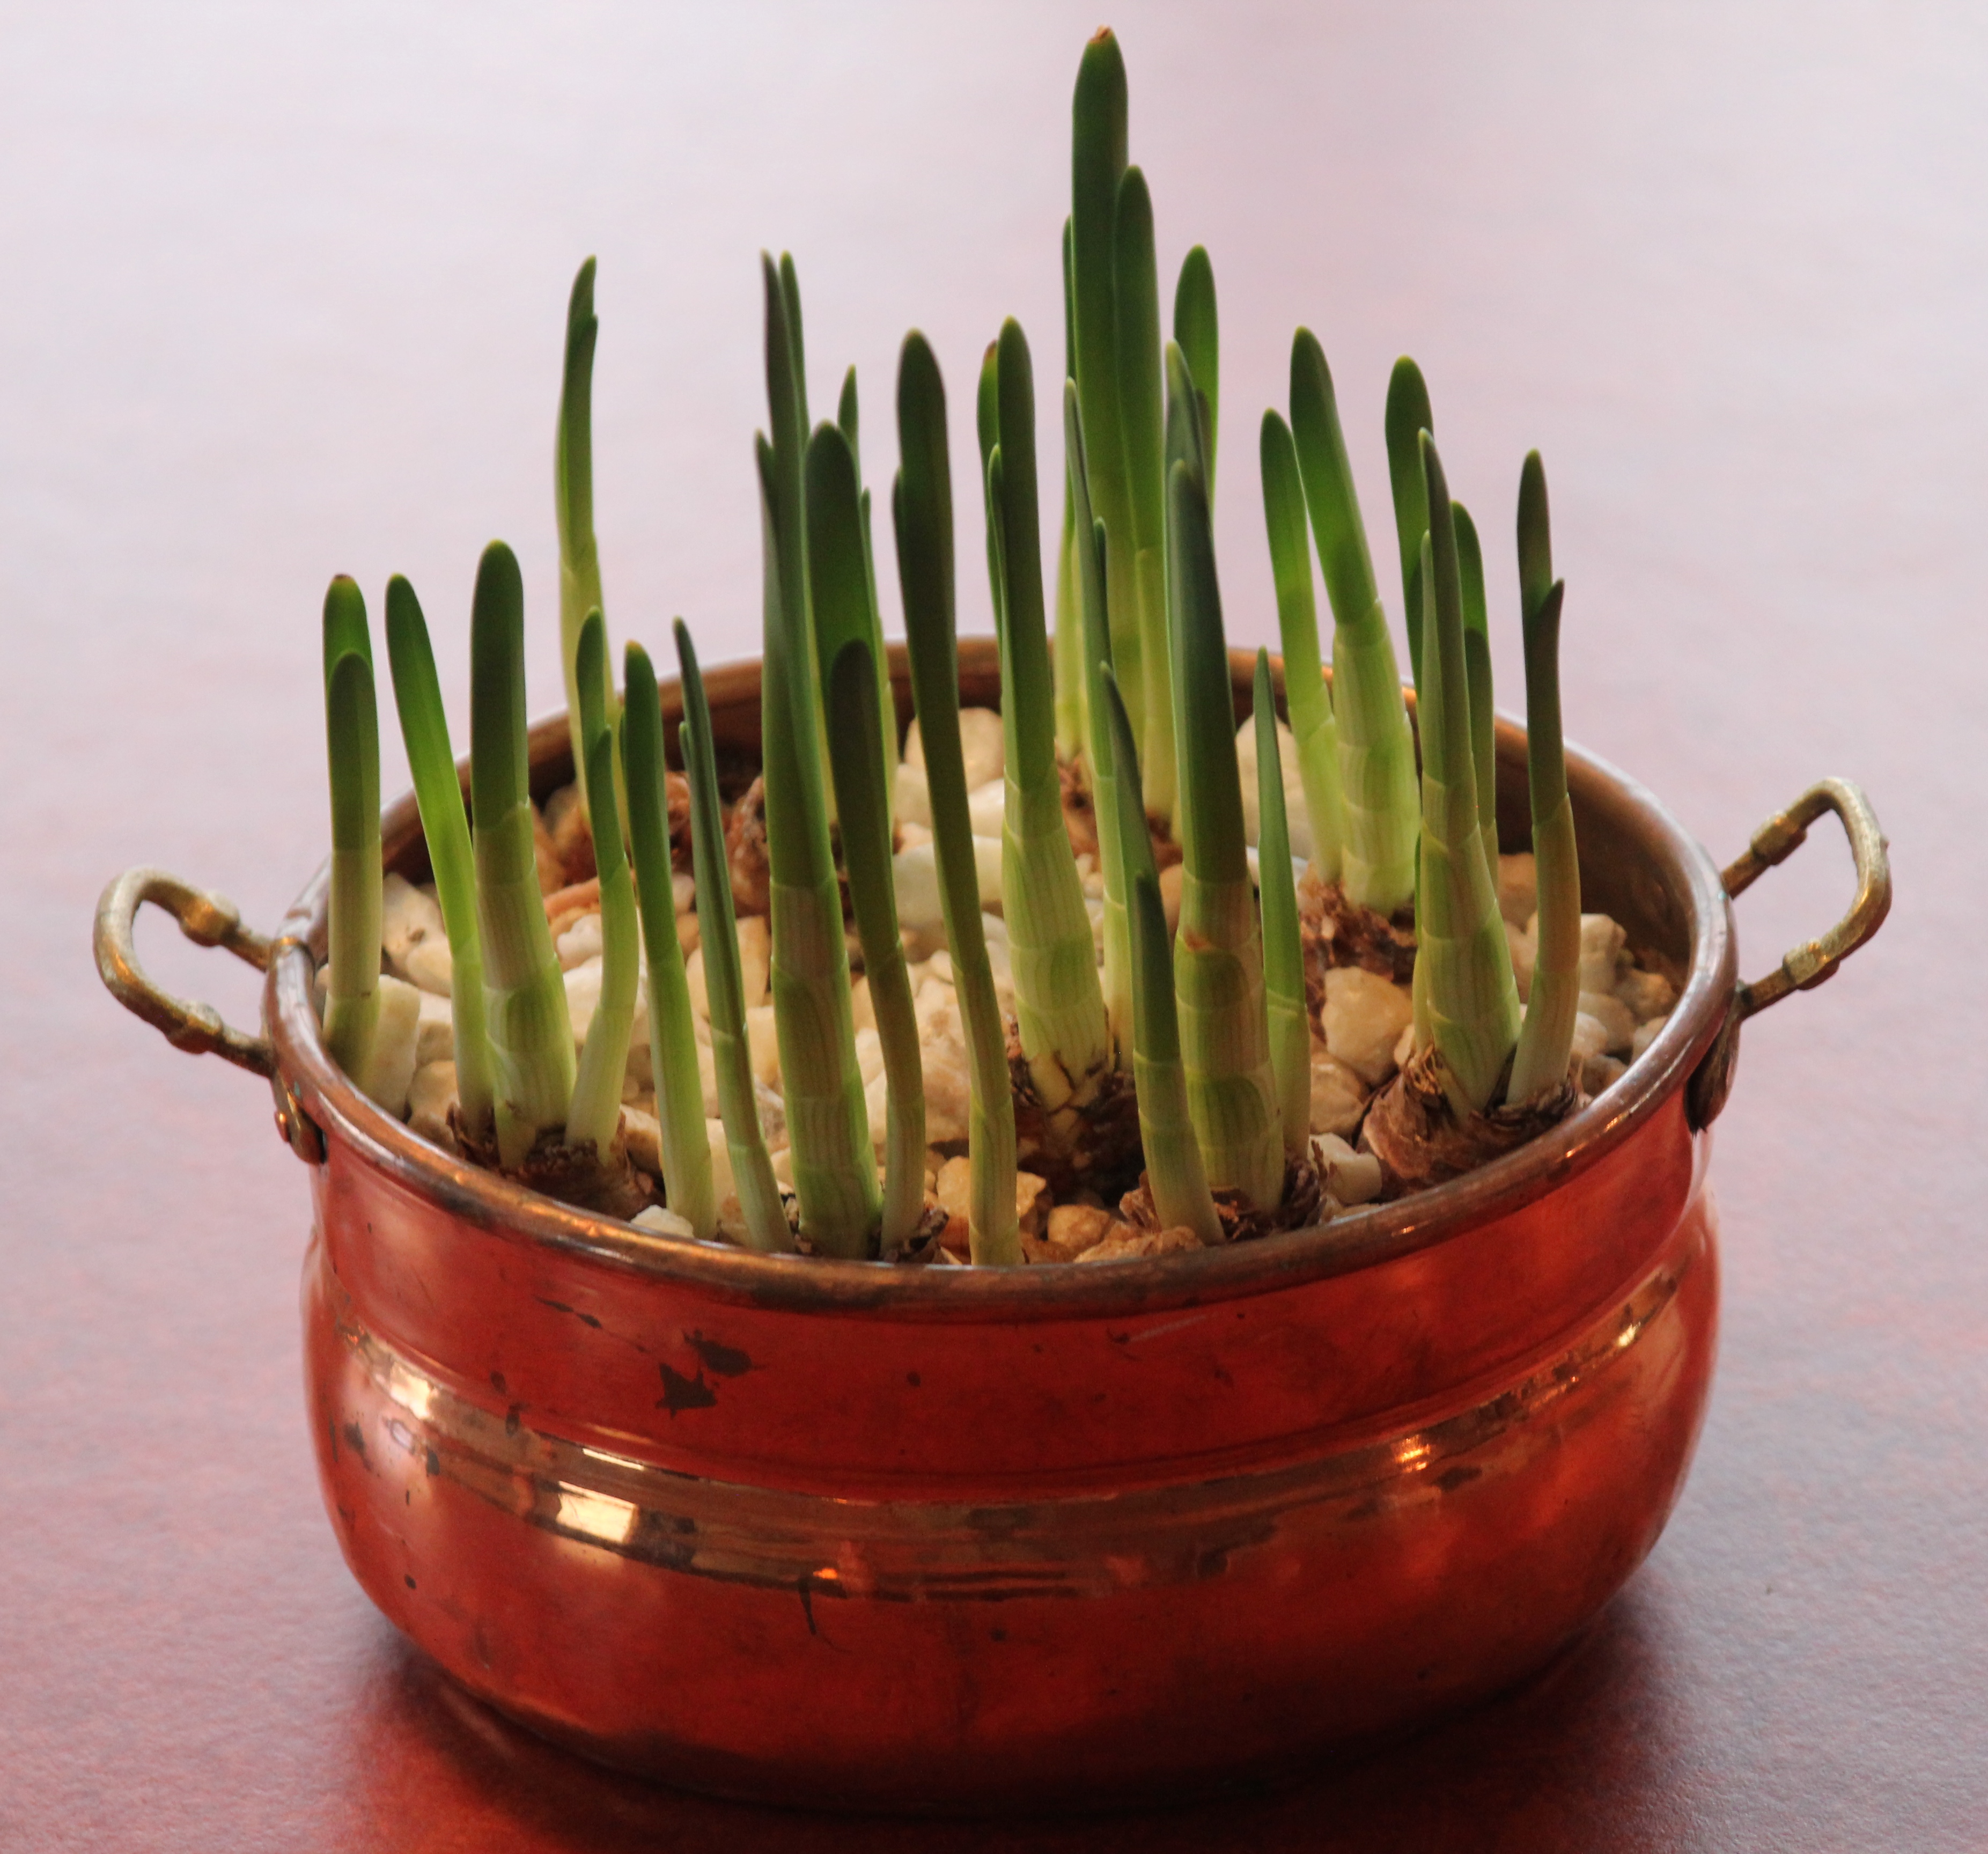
[798,1576,818,1636]
[686,1330,753,1377]
[424,1446,441,1477]
[905,1371,922,1388]
[490,1370,507,1394]
[505,1404,522,1438]
[536,1296,602,1329]
[658,1362,718,1416]
[404,1574,417,1590]
[991,1627,1007,1642]
[1437,1465,1481,1492]
[341,1421,366,1462]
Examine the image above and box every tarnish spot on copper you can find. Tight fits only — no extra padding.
[658,1362,718,1416]
[538,1296,603,1330]
[686,1331,753,1377]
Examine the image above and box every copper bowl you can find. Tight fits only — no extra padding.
[95,641,1888,1813]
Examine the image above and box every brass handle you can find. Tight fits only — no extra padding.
[1687,778,1891,1130]
[94,866,278,1077]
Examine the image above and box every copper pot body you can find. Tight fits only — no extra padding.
[276,644,1733,1812]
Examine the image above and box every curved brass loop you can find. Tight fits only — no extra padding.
[1687,778,1890,1130]
[94,866,277,1078]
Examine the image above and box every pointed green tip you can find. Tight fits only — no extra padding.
[1387,355,1431,418]
[568,255,597,325]
[322,573,371,674]
[1418,426,1447,505]
[838,365,859,445]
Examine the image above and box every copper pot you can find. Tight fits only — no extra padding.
[95,642,1889,1813]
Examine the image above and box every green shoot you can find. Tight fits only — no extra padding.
[1414,437,1520,1112]
[673,625,789,1251]
[1114,163,1174,821]
[1453,502,1501,883]
[1053,215,1086,763]
[1070,27,1144,786]
[808,420,926,1257]
[382,574,495,1136]
[1508,452,1580,1103]
[1103,671,1220,1244]
[1383,356,1434,692]
[1258,410,1345,880]
[565,613,638,1156]
[1167,431,1283,1211]
[895,330,1021,1265]
[1254,650,1310,1157]
[622,638,718,1239]
[469,541,575,1167]
[836,366,900,826]
[322,575,380,1089]
[756,434,877,1255]
[989,318,1112,1124]
[976,340,1004,634]
[555,258,620,829]
[759,255,877,1256]
[1287,329,1419,916]
[1173,245,1218,505]
[1064,382,1132,1050]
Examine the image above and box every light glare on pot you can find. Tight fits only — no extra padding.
[555,1483,638,1548]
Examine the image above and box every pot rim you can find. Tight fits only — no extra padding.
[266,644,1736,1323]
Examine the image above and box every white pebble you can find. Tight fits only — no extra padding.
[403,936,453,997]
[853,1026,886,1086]
[891,837,1003,934]
[414,988,454,1066]
[672,871,696,916]
[1310,1043,1370,1139]
[1616,967,1677,1022]
[894,762,933,828]
[1314,1134,1383,1206]
[1496,854,1537,930]
[564,957,605,1043]
[1233,712,1313,860]
[381,873,446,977]
[1570,1011,1611,1065]
[914,991,973,1143]
[620,1103,662,1174]
[556,911,603,969]
[863,1068,889,1152]
[1577,990,1637,1057]
[902,707,1004,792]
[358,974,423,1117]
[407,1059,459,1152]
[1323,967,1416,1087]
[735,916,770,1009]
[1582,1053,1628,1097]
[966,778,1006,837]
[631,1205,697,1240]
[1631,1015,1668,1062]
[1577,914,1628,995]
[746,1004,781,1087]
[1506,918,1537,1003]
[704,1119,735,1204]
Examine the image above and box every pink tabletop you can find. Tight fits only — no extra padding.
[5,4,1980,1846]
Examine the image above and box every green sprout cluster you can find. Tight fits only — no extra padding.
[316,25,1588,1263]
